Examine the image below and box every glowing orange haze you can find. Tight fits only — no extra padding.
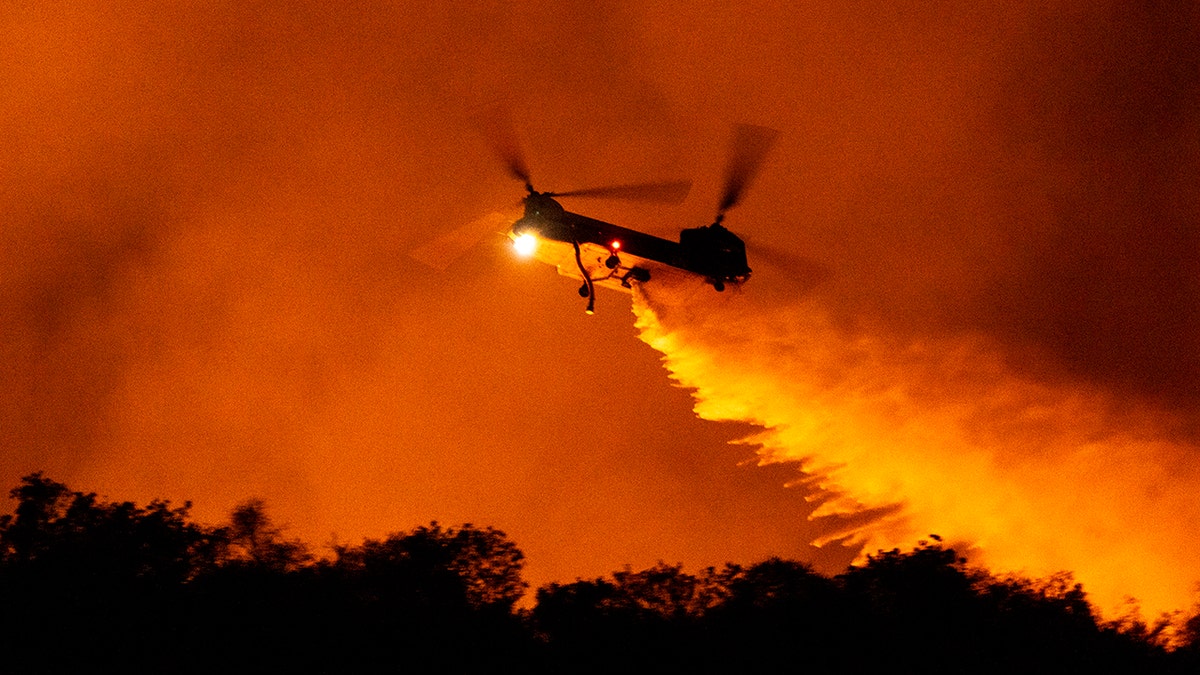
[3,0,1198,622]
[634,283,1200,620]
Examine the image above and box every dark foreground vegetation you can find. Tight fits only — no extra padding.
[2,474,1198,673]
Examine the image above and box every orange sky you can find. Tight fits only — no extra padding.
[3,1,1198,613]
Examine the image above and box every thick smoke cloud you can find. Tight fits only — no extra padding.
[630,1,1200,619]
[976,3,1200,414]
[2,1,844,590]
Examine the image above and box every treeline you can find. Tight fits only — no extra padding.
[1,474,1197,673]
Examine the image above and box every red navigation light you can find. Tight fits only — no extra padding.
[610,240,621,251]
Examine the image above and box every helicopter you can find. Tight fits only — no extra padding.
[417,115,780,314]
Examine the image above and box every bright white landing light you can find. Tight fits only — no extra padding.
[512,233,538,257]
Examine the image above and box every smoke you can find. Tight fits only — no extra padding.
[2,0,503,525]
[1,0,837,591]
[623,0,1200,620]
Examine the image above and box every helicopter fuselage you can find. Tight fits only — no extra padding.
[510,193,750,306]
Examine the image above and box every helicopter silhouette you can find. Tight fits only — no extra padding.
[418,113,781,314]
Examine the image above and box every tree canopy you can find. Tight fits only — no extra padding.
[0,474,1196,673]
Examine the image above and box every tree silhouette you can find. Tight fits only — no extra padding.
[221,498,311,571]
[533,562,731,671]
[0,472,71,562]
[0,474,1193,673]
[0,474,218,672]
[317,522,533,670]
[334,521,527,611]
[705,557,849,670]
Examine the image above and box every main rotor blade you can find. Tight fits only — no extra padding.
[718,123,780,214]
[551,180,692,204]
[745,239,832,292]
[472,106,533,188]
[409,211,515,271]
